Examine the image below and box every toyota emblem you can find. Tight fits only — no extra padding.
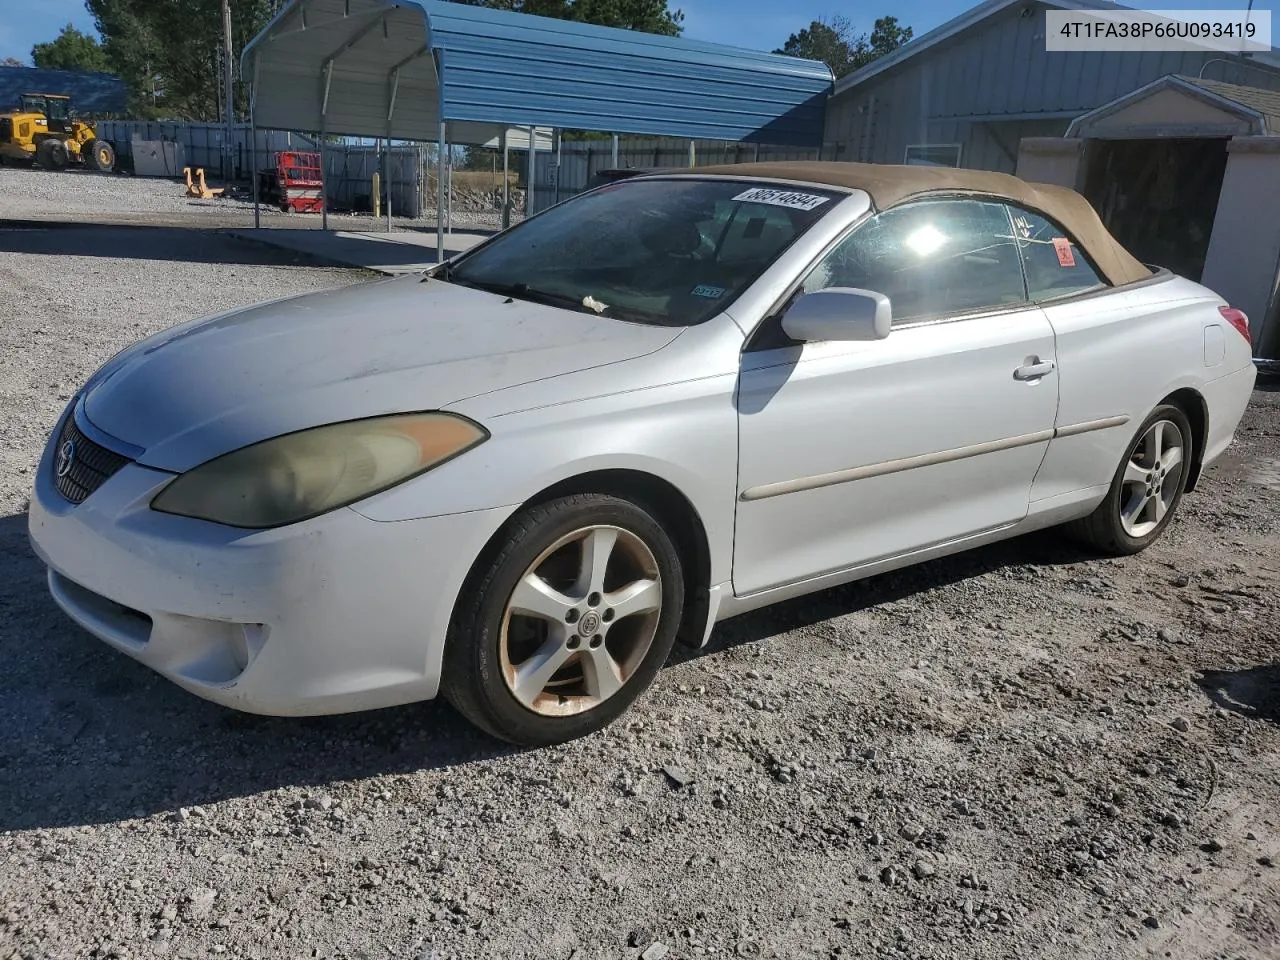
[56,439,76,479]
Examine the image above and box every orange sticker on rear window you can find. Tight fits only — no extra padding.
[1052,237,1076,268]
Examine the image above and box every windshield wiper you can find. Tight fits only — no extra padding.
[434,273,660,321]
[450,279,601,314]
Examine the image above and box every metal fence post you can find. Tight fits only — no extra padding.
[554,128,562,206]
[319,58,333,232]
[250,121,260,230]
[526,126,535,217]
[320,131,329,231]
[250,59,261,229]
[446,141,453,236]
[436,122,446,262]
[501,129,510,231]
[222,0,234,182]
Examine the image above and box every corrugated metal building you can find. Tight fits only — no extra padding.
[822,0,1280,171]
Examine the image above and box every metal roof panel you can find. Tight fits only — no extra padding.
[244,0,832,145]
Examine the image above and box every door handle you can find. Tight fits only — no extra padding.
[1013,359,1056,381]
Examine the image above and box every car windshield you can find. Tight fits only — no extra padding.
[442,178,842,326]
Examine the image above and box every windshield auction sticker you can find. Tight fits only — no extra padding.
[1046,9,1271,52]
[1052,237,1076,268]
[733,188,831,211]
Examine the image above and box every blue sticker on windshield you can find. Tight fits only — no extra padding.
[691,284,725,299]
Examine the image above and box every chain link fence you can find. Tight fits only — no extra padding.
[93,121,427,217]
[526,137,822,213]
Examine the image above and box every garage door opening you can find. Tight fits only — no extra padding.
[1082,138,1229,281]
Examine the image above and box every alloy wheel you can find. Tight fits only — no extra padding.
[498,524,662,717]
[1118,419,1186,538]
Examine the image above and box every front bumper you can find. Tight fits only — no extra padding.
[28,418,513,716]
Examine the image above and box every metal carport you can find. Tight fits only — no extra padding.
[242,0,833,257]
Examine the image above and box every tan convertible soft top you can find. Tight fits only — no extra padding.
[689,161,1152,287]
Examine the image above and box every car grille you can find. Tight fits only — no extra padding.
[53,414,133,505]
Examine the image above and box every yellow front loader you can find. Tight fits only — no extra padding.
[0,93,115,172]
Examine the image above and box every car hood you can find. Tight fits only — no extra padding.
[82,274,681,472]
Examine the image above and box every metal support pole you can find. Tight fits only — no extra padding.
[688,140,696,168]
[610,133,619,167]
[250,61,260,229]
[372,138,381,220]
[526,126,536,217]
[436,121,446,262]
[446,142,453,236]
[553,128,562,206]
[222,0,235,182]
[386,66,400,234]
[1236,0,1256,83]
[501,130,510,230]
[320,59,333,231]
[250,132,260,228]
[320,124,329,231]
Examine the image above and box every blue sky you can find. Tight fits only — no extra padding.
[0,0,1269,64]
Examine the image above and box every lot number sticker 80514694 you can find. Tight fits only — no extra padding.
[732,187,831,211]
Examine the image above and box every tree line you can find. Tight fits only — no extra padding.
[11,0,911,121]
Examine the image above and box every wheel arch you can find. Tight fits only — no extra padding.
[456,468,715,649]
[1161,387,1208,492]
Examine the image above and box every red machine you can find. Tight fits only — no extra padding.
[259,151,324,213]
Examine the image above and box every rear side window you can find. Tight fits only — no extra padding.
[801,198,1027,322]
[1007,205,1107,300]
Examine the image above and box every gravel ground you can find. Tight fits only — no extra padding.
[2,223,1279,960]
[0,224,363,506]
[0,166,517,233]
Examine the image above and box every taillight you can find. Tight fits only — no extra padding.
[1219,306,1251,345]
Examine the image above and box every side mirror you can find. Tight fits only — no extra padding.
[781,287,893,343]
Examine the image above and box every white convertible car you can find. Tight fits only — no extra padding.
[29,162,1256,744]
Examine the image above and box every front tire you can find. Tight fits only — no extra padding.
[36,138,68,170]
[85,138,115,172]
[442,494,685,746]
[1066,404,1193,555]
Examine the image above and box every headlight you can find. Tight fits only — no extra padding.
[152,413,487,529]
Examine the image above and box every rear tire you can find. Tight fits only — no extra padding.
[441,494,685,746]
[85,138,115,173]
[36,138,68,170]
[1065,404,1193,555]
